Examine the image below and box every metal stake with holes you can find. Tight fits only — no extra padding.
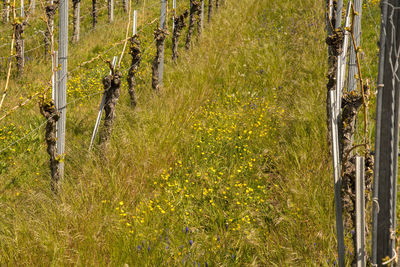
[372,0,400,265]
[57,0,68,182]
[89,56,118,150]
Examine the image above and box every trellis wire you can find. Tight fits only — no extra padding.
[0,1,159,60]
[0,119,47,154]
[0,0,220,195]
[0,90,103,155]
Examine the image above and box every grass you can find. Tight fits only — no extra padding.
[0,0,382,265]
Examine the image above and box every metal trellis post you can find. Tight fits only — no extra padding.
[57,0,68,181]
[336,1,352,116]
[133,9,137,35]
[348,0,363,92]
[335,0,344,29]
[372,0,400,265]
[330,90,346,267]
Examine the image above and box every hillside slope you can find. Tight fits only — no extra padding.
[1,0,344,265]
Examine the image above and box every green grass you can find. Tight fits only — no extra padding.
[0,0,382,265]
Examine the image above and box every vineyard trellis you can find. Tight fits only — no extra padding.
[326,0,400,266]
[372,0,400,265]
[0,0,225,192]
[2,0,395,265]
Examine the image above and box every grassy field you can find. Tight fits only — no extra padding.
[0,0,382,265]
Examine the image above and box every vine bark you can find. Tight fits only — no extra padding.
[127,35,141,108]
